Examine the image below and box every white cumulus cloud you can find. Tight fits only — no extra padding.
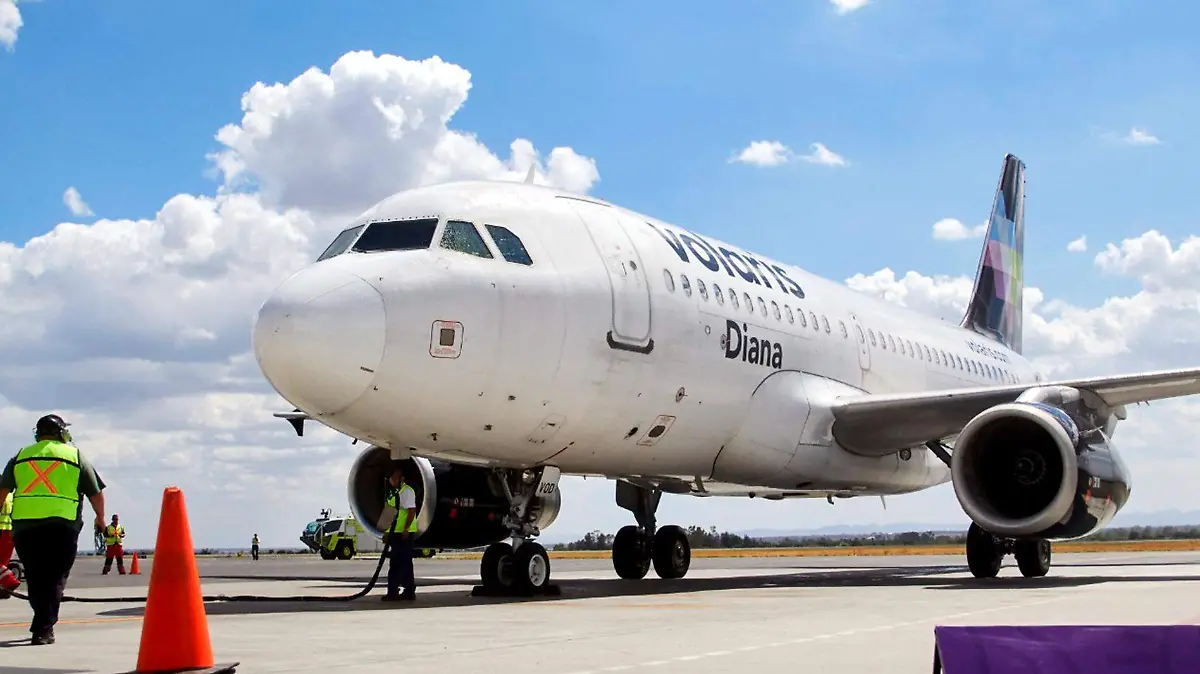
[932,217,987,241]
[62,186,94,217]
[1068,235,1088,253]
[831,0,871,14]
[730,140,846,168]
[0,0,21,51]
[1124,127,1161,145]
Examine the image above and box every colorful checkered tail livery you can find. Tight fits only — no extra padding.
[960,153,1026,354]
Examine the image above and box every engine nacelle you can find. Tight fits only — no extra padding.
[346,445,561,550]
[950,387,1131,541]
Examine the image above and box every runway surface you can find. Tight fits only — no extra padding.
[3,551,1199,672]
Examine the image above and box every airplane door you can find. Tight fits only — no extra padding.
[849,313,871,370]
[565,199,654,353]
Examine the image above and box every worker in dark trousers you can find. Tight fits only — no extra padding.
[0,414,107,645]
[251,534,260,561]
[382,464,417,601]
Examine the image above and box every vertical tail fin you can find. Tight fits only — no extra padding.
[961,153,1026,354]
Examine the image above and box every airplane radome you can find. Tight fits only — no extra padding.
[252,154,1200,594]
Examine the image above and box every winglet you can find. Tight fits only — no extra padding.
[273,409,310,437]
[523,165,537,184]
[960,153,1026,354]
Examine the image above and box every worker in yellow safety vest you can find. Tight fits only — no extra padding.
[0,491,18,597]
[0,414,107,646]
[382,463,418,601]
[102,514,126,575]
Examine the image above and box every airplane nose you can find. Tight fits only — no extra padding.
[252,265,386,415]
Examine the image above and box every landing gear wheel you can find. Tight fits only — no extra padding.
[481,542,515,591]
[612,525,652,579]
[1014,539,1051,578]
[652,525,691,580]
[966,523,1003,579]
[512,542,551,593]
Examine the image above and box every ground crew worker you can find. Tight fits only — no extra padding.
[0,414,106,645]
[0,491,19,598]
[251,533,260,561]
[382,464,417,601]
[102,514,126,575]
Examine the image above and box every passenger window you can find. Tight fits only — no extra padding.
[730,292,740,309]
[923,345,931,361]
[869,329,877,347]
[484,224,534,265]
[839,320,847,338]
[714,284,725,305]
[810,311,819,331]
[757,297,767,317]
[440,220,494,259]
[822,316,830,333]
[351,218,439,254]
[681,274,692,297]
[798,310,807,327]
[887,335,896,352]
[856,324,865,343]
[317,224,365,261]
[744,292,754,313]
[664,270,676,292]
[771,301,781,321]
[905,339,914,357]
[786,305,795,324]
[697,279,708,301]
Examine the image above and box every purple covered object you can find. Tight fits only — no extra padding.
[933,625,1200,674]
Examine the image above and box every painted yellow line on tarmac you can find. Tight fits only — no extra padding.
[0,616,142,630]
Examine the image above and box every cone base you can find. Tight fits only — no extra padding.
[117,662,239,674]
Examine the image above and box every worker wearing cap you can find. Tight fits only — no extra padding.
[0,491,18,598]
[251,533,260,561]
[0,414,107,646]
[102,514,126,575]
[382,464,418,601]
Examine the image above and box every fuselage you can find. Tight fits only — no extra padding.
[252,180,1044,499]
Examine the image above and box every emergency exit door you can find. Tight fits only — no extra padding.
[566,199,654,353]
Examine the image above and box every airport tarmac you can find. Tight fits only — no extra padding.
[3,551,1199,672]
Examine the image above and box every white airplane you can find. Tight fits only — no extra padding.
[252,154,1200,594]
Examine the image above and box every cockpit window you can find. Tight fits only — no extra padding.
[440,220,494,259]
[317,224,365,262]
[484,224,533,266]
[351,218,439,254]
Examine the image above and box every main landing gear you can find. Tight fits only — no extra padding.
[474,466,562,597]
[611,480,692,580]
[966,522,1052,579]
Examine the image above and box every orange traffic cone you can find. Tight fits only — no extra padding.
[129,552,141,575]
[120,487,237,673]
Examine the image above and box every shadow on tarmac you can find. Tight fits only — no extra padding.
[94,563,1200,618]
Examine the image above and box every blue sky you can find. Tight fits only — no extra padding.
[6,1,1197,300]
[3,0,1200,546]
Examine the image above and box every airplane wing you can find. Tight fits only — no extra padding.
[830,367,1200,457]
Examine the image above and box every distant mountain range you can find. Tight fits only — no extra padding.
[735,510,1200,539]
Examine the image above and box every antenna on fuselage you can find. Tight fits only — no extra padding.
[523,165,537,184]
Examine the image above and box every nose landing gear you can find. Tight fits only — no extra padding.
[473,466,563,597]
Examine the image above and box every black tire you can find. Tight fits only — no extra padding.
[512,542,551,593]
[612,525,652,580]
[652,525,691,580]
[319,548,335,560]
[481,542,515,590]
[1014,539,1051,578]
[336,541,355,560]
[966,522,1003,579]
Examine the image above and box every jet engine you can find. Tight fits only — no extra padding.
[346,445,561,550]
[950,386,1131,541]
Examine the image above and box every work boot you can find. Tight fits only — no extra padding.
[31,628,55,645]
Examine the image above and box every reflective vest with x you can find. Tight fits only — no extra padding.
[11,440,82,522]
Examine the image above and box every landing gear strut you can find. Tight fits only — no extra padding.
[966,522,1052,579]
[611,480,692,580]
[474,466,562,597]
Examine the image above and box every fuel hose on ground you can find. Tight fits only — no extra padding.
[6,536,393,604]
